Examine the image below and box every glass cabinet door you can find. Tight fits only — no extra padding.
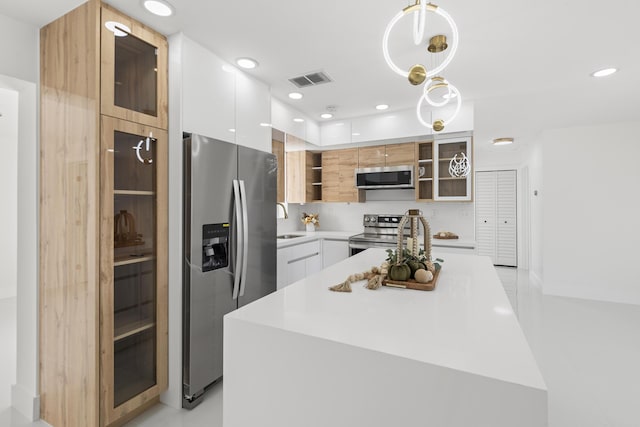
[101,116,167,424]
[101,5,168,129]
[434,137,473,201]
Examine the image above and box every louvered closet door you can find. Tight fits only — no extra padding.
[496,170,517,266]
[475,171,497,262]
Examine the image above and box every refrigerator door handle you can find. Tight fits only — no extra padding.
[232,179,243,300]
[238,179,250,297]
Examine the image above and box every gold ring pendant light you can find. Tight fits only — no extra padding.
[382,0,462,132]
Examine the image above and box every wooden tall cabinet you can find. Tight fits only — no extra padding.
[39,1,168,426]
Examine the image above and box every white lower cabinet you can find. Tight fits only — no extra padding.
[277,240,322,289]
[322,239,350,269]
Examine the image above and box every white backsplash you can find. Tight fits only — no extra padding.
[279,200,475,240]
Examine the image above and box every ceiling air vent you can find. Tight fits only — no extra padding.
[288,71,333,88]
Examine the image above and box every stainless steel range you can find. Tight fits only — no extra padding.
[348,214,411,256]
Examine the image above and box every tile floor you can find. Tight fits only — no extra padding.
[1,267,639,427]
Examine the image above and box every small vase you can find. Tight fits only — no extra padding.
[306,223,315,232]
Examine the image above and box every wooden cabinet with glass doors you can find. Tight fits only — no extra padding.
[434,137,473,201]
[101,3,168,129]
[100,117,168,426]
[39,1,168,426]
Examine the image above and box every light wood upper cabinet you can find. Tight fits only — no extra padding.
[323,148,364,203]
[101,4,168,130]
[322,150,340,202]
[415,141,434,201]
[358,146,386,168]
[385,142,416,166]
[285,150,322,203]
[357,143,415,168]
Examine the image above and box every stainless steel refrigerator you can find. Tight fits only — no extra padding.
[182,133,277,408]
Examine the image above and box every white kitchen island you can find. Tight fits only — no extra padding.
[223,249,547,427]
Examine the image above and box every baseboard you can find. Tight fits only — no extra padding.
[11,383,40,422]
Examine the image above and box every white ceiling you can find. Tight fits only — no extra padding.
[2,0,640,151]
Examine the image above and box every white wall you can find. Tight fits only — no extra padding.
[540,121,640,305]
[0,74,39,420]
[0,88,18,300]
[293,201,474,240]
[528,142,544,284]
[0,13,40,420]
[0,13,38,82]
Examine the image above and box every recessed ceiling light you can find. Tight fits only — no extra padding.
[288,92,303,100]
[228,128,236,133]
[591,67,617,77]
[293,118,305,123]
[105,21,130,37]
[259,123,272,127]
[375,104,389,110]
[320,113,333,119]
[352,132,361,136]
[142,0,174,17]
[492,137,514,146]
[236,58,258,69]
[442,92,458,99]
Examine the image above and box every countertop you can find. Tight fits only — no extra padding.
[227,248,545,391]
[276,230,357,248]
[277,230,476,249]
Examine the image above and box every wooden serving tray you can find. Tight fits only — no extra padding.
[433,234,458,239]
[383,268,441,291]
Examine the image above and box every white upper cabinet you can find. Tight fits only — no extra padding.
[235,71,271,153]
[181,37,236,142]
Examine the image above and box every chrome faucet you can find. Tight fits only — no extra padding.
[276,202,289,219]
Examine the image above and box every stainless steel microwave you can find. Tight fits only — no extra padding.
[355,165,414,189]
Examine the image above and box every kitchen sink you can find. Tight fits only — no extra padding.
[277,234,304,239]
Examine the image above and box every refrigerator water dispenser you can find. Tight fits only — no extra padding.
[202,223,229,272]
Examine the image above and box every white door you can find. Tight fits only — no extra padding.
[475,171,497,261]
[475,170,517,266]
[496,170,517,266]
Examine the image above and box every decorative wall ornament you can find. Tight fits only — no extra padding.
[134,132,156,164]
[448,152,471,177]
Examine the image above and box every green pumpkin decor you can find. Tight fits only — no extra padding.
[389,264,411,281]
[407,260,427,278]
